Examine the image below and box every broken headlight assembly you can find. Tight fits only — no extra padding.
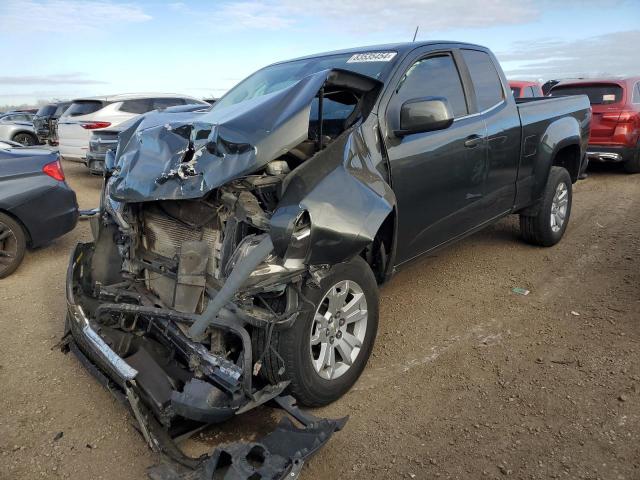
[224,210,312,291]
[102,176,129,230]
[283,210,311,268]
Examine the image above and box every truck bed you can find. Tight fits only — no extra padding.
[512,95,591,210]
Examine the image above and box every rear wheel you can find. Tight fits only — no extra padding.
[623,142,640,174]
[519,166,572,247]
[0,212,27,278]
[12,132,37,146]
[260,256,379,407]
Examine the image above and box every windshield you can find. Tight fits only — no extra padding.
[36,105,56,116]
[214,51,397,110]
[550,83,623,105]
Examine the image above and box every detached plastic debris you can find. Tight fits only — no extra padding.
[146,396,347,480]
[512,287,530,296]
[78,207,100,219]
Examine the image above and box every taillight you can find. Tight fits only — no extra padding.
[601,111,638,124]
[617,111,638,124]
[601,112,621,122]
[43,159,65,182]
[81,121,111,130]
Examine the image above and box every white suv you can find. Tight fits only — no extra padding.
[57,93,208,162]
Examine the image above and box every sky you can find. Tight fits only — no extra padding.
[1,0,639,106]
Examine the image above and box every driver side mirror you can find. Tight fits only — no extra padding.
[394,97,454,137]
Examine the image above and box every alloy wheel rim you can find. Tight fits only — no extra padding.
[309,280,368,380]
[0,221,18,275]
[550,182,569,233]
[15,134,34,146]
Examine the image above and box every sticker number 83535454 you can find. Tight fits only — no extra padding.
[346,52,397,63]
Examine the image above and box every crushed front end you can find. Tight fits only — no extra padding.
[62,68,392,479]
[64,169,344,477]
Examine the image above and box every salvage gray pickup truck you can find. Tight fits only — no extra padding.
[63,41,591,479]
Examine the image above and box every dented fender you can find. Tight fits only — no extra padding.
[271,118,396,266]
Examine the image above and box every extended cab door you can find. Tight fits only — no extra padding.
[381,49,489,264]
[459,48,520,219]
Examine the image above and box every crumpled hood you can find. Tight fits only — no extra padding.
[109,69,344,203]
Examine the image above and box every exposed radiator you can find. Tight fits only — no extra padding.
[142,207,221,307]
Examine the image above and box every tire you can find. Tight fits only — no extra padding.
[519,166,572,247]
[623,143,640,174]
[259,256,379,407]
[0,212,27,278]
[12,132,37,146]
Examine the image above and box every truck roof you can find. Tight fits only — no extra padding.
[509,80,541,88]
[274,41,486,65]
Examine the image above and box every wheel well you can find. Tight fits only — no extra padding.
[11,131,36,140]
[0,208,32,245]
[362,209,395,284]
[552,144,581,182]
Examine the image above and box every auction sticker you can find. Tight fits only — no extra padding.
[347,52,397,63]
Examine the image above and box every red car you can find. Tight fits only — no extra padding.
[509,80,544,98]
[550,78,640,173]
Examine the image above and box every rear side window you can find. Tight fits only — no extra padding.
[54,103,70,117]
[461,49,505,111]
[550,84,623,105]
[120,98,153,114]
[65,100,105,117]
[633,82,640,104]
[395,54,468,118]
[5,114,31,121]
[152,98,186,110]
[510,87,521,98]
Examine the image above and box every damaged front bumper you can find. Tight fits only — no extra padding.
[64,242,346,479]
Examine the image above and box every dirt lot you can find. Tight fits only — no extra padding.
[1,160,638,480]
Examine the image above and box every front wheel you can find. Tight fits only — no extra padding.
[260,256,379,407]
[12,132,37,146]
[0,212,27,278]
[519,166,572,247]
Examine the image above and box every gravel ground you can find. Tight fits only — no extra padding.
[0,160,638,480]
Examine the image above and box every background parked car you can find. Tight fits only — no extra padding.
[33,101,71,145]
[86,102,212,174]
[509,80,544,98]
[57,93,209,163]
[0,112,39,146]
[549,77,640,173]
[0,143,78,277]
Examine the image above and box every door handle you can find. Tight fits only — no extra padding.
[464,135,483,148]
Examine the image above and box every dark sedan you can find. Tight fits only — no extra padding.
[0,142,78,277]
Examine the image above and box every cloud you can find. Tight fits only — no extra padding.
[215,1,296,30]
[498,30,640,79]
[185,0,628,35]
[202,0,539,33]
[290,0,538,32]
[0,0,151,33]
[0,73,108,85]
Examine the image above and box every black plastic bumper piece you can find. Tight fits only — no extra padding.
[148,395,347,480]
